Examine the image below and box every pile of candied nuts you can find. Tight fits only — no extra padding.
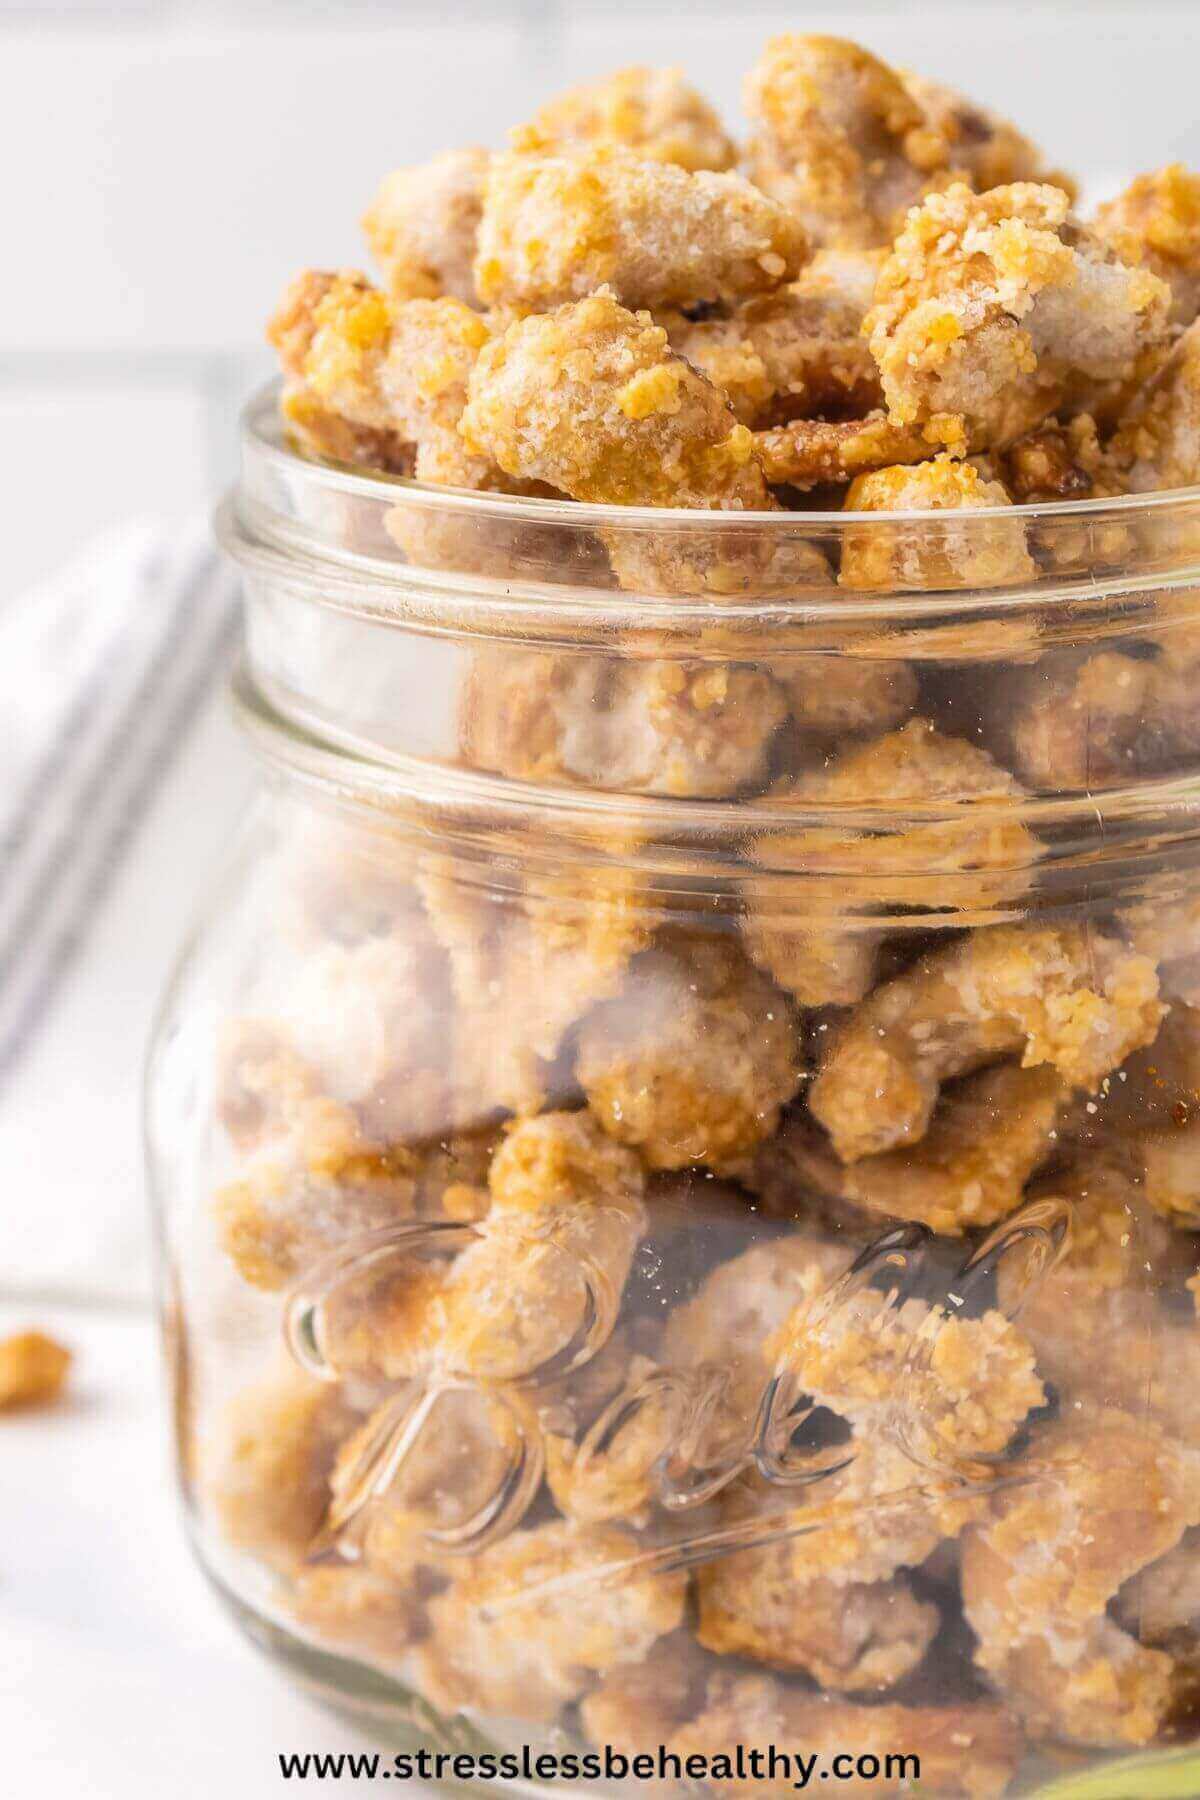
[205,39,1200,1800]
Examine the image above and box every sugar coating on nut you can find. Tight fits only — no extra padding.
[671,1670,1021,1798]
[412,1518,687,1722]
[321,1110,646,1383]
[840,455,1034,592]
[461,291,770,509]
[809,923,1162,1162]
[1093,164,1200,327]
[362,148,490,305]
[865,182,1171,450]
[961,1409,1200,1747]
[460,648,790,798]
[577,933,801,1171]
[514,65,736,174]
[473,145,806,314]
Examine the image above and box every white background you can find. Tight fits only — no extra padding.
[3,0,1200,601]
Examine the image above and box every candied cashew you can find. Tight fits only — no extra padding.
[0,1331,71,1410]
[771,654,918,745]
[999,1157,1200,1445]
[321,1111,647,1384]
[204,1367,357,1573]
[576,932,801,1172]
[459,647,790,798]
[362,148,490,304]
[671,1671,1020,1798]
[213,1012,488,1292]
[661,1234,854,1418]
[267,269,515,489]
[988,649,1167,790]
[664,250,884,428]
[900,71,1073,198]
[839,455,1035,592]
[808,923,1163,1163]
[472,145,806,314]
[579,1630,712,1754]
[419,856,649,1120]
[460,291,833,597]
[697,1554,939,1693]
[411,1518,687,1723]
[865,182,1172,451]
[771,1063,1068,1236]
[461,291,770,509]
[288,1563,430,1667]
[1108,316,1200,493]
[1093,164,1200,327]
[743,35,944,251]
[514,65,736,173]
[753,411,954,492]
[741,718,1037,1008]
[961,1409,1200,1748]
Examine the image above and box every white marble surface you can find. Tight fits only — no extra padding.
[0,1301,435,1799]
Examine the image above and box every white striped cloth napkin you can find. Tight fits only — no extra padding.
[0,518,250,1304]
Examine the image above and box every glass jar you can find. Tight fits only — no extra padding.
[147,387,1200,1800]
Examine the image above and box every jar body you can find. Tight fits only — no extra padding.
[147,402,1200,1799]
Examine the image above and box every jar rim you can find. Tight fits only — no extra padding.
[226,384,1200,642]
[242,381,1200,530]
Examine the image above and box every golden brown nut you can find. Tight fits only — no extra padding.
[321,1110,646,1384]
[579,1630,711,1753]
[1093,165,1200,327]
[777,1063,1068,1236]
[840,455,1034,592]
[987,647,1195,790]
[277,385,415,474]
[204,1367,356,1573]
[412,1519,687,1723]
[1114,1527,1200,1646]
[577,932,801,1172]
[961,1409,1200,1748]
[459,648,790,798]
[0,1331,71,1410]
[671,1670,1021,1797]
[238,930,452,1142]
[213,1013,489,1292]
[769,1287,1044,1465]
[269,271,501,487]
[771,653,918,744]
[473,145,806,314]
[753,410,955,491]
[1108,316,1200,493]
[461,291,769,509]
[900,70,1073,198]
[288,1563,431,1667]
[419,855,649,1121]
[743,35,941,251]
[808,922,1163,1162]
[663,250,884,427]
[461,293,836,596]
[865,183,1172,451]
[514,65,736,173]
[741,718,1037,1008]
[697,1555,938,1693]
[362,147,490,304]
[997,1153,1194,1400]
[661,1233,854,1418]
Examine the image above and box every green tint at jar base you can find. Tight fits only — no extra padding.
[145,386,1200,1799]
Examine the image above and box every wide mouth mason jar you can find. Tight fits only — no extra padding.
[147,386,1200,1799]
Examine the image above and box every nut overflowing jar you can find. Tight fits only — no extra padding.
[149,38,1200,1800]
